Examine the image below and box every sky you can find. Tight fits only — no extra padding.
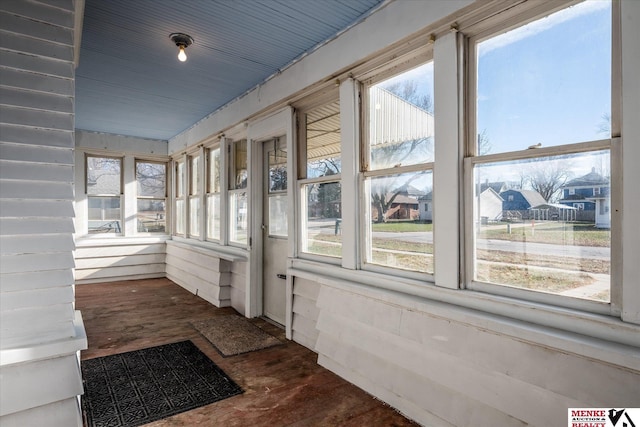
[477,0,612,155]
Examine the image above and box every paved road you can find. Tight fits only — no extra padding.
[308,220,610,260]
[371,231,609,260]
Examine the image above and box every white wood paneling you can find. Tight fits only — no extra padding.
[315,283,640,427]
[165,241,235,308]
[1,2,85,423]
[290,276,321,350]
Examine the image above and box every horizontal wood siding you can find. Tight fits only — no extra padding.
[0,0,76,350]
[165,242,233,307]
[315,284,640,427]
[291,276,320,351]
[74,242,166,284]
[0,1,85,425]
[230,260,247,314]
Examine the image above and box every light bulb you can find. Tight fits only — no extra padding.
[178,46,187,62]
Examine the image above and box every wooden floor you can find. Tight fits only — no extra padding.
[77,278,418,427]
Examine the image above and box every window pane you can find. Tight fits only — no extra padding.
[88,196,121,233]
[474,150,610,301]
[136,162,166,197]
[268,138,287,192]
[306,101,341,178]
[207,194,221,240]
[366,171,433,273]
[190,155,200,195]
[476,1,611,154]
[209,147,220,193]
[369,62,434,170]
[87,157,121,195]
[234,140,248,189]
[176,199,185,235]
[268,194,288,237]
[303,181,341,257]
[229,191,248,244]
[137,199,165,233]
[176,162,185,197]
[189,196,200,237]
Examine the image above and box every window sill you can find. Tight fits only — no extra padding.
[168,237,248,262]
[75,235,170,247]
[290,259,640,368]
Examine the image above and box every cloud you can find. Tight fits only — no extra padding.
[478,0,610,56]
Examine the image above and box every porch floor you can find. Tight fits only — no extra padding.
[77,278,418,426]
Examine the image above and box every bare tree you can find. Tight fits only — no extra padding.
[520,160,572,202]
[477,129,492,155]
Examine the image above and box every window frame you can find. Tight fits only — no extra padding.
[296,95,343,263]
[187,152,202,239]
[463,0,621,316]
[134,159,168,234]
[359,55,436,280]
[205,143,222,242]
[174,158,186,237]
[228,139,249,247]
[85,154,123,235]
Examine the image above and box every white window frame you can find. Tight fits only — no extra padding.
[228,139,249,247]
[85,154,123,235]
[173,157,186,237]
[296,94,343,264]
[134,159,168,234]
[463,0,621,316]
[205,142,222,242]
[359,55,436,280]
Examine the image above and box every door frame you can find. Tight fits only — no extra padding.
[246,106,296,339]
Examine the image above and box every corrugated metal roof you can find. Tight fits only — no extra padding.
[75,0,385,140]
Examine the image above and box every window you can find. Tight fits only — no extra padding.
[206,146,221,241]
[86,155,122,234]
[136,161,166,233]
[189,154,201,237]
[175,160,185,235]
[469,1,613,304]
[363,61,435,274]
[299,99,342,258]
[267,138,288,237]
[229,139,248,245]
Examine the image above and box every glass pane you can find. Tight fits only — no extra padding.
[137,199,165,233]
[136,162,166,197]
[207,194,221,240]
[189,196,200,237]
[366,171,433,273]
[306,100,341,178]
[87,157,121,195]
[268,194,288,237]
[190,155,200,195]
[176,199,185,235]
[474,150,610,301]
[268,138,287,192]
[302,181,341,257]
[88,196,121,233]
[229,191,248,244]
[369,62,434,170]
[176,162,185,198]
[209,147,220,193]
[476,1,611,155]
[234,140,248,189]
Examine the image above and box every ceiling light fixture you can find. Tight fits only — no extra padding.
[170,33,194,62]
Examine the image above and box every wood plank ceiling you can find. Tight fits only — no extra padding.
[75,0,386,141]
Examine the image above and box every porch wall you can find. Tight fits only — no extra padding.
[309,277,639,427]
[0,0,86,425]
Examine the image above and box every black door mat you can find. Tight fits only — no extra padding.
[81,340,243,427]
